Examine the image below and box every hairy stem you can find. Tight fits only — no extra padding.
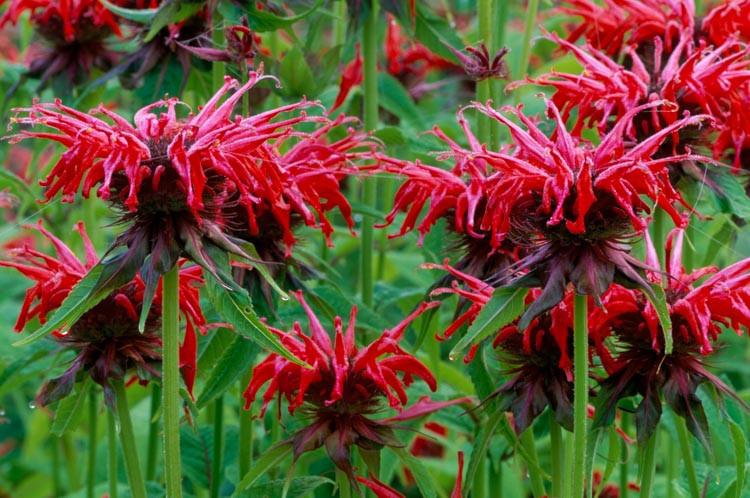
[639,433,657,498]
[112,379,147,498]
[238,370,254,496]
[162,266,182,498]
[360,0,379,306]
[550,419,564,498]
[210,396,224,498]
[108,411,118,498]
[676,418,700,498]
[570,294,589,498]
[521,426,546,497]
[87,390,97,498]
[146,383,161,481]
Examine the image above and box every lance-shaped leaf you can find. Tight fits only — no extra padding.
[646,283,673,354]
[100,0,158,22]
[204,275,309,368]
[449,287,528,360]
[234,442,294,494]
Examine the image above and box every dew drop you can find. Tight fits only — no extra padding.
[28,402,36,410]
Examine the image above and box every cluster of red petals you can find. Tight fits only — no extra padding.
[9,70,369,253]
[244,291,439,415]
[560,0,694,55]
[426,262,575,431]
[589,230,750,443]
[703,0,750,44]
[521,30,750,145]
[592,229,750,359]
[0,221,209,394]
[0,0,123,42]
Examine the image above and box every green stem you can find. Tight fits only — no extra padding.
[360,0,379,307]
[474,451,488,498]
[210,396,224,498]
[516,0,541,94]
[490,0,510,145]
[652,208,669,270]
[146,383,161,481]
[336,467,351,498]
[676,418,700,498]
[108,411,118,498]
[619,414,629,498]
[162,266,183,498]
[477,0,493,143]
[521,427,546,497]
[333,0,347,46]
[239,371,254,496]
[87,391,98,498]
[52,438,61,497]
[112,379,147,498]
[666,429,676,498]
[563,429,574,498]
[639,434,657,498]
[61,434,81,491]
[684,217,695,273]
[570,294,589,498]
[550,419,564,498]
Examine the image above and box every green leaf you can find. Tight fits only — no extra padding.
[100,0,158,22]
[14,264,106,346]
[450,287,528,360]
[204,274,308,368]
[724,421,746,498]
[278,46,316,98]
[465,413,502,488]
[645,283,673,354]
[145,1,203,42]
[397,3,464,63]
[234,442,294,494]
[392,447,438,498]
[234,242,289,301]
[713,172,750,219]
[197,335,257,408]
[247,476,334,498]
[246,0,324,32]
[50,379,91,437]
[378,73,426,129]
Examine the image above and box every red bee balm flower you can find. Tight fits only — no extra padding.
[244,292,467,479]
[703,0,750,45]
[9,70,367,297]
[559,0,694,56]
[0,0,122,86]
[518,30,750,149]
[415,99,705,327]
[0,222,208,405]
[428,262,577,433]
[590,230,750,445]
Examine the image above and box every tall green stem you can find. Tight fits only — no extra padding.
[162,266,183,498]
[474,452,488,498]
[87,391,98,498]
[550,419,563,498]
[210,396,224,498]
[333,0,347,46]
[521,427,546,497]
[238,370,254,496]
[490,0,510,146]
[676,418,700,498]
[360,0,379,307]
[570,294,589,498]
[639,434,657,498]
[652,208,669,269]
[477,0,493,143]
[108,411,118,498]
[146,383,161,481]
[52,438,61,497]
[516,0,541,101]
[336,467,351,498]
[112,379,147,498]
[619,415,629,498]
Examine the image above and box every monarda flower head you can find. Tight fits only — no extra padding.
[0,222,208,405]
[517,30,750,152]
[0,0,122,87]
[465,99,708,327]
[244,291,467,481]
[559,0,694,56]
[590,229,750,445]
[377,114,519,281]
[8,70,366,308]
[427,262,576,433]
[702,0,750,45]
